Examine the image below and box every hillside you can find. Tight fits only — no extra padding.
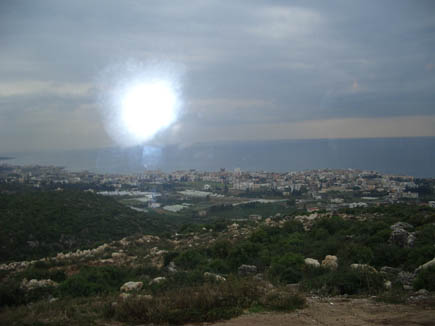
[0,203,434,325]
[0,190,172,262]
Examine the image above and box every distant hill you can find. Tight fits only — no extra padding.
[0,190,170,263]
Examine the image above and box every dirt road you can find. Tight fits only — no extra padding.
[210,297,435,326]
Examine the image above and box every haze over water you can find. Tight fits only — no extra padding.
[3,137,435,178]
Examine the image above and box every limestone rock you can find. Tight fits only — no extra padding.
[149,276,166,285]
[397,271,416,287]
[167,261,177,273]
[238,264,257,276]
[21,278,58,290]
[415,288,429,295]
[350,264,377,273]
[384,280,392,289]
[380,266,401,275]
[120,281,143,292]
[304,258,320,268]
[416,257,435,272]
[321,255,338,270]
[204,272,226,282]
[119,293,131,300]
[389,222,415,248]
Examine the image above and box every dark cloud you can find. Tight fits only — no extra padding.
[0,0,434,150]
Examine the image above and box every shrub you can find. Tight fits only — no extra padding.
[19,266,66,283]
[208,258,231,274]
[59,266,129,297]
[174,249,207,270]
[301,267,385,295]
[337,243,374,265]
[0,279,56,307]
[269,253,304,283]
[112,278,262,324]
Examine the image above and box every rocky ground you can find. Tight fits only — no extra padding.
[209,297,435,326]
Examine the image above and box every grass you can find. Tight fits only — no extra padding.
[110,278,305,324]
[0,296,111,326]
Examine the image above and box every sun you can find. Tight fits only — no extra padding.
[120,81,178,142]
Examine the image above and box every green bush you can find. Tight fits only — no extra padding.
[0,279,56,307]
[414,266,435,291]
[111,278,302,324]
[19,266,66,283]
[301,267,385,295]
[174,249,207,270]
[59,266,129,297]
[269,253,304,283]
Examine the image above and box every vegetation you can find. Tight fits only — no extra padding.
[109,278,305,324]
[0,190,174,262]
[1,196,435,324]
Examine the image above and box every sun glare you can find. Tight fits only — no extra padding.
[120,81,178,142]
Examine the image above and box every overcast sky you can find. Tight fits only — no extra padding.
[1,0,434,152]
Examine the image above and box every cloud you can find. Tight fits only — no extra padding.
[0,81,93,97]
[0,0,434,151]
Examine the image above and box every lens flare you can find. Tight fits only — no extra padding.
[97,60,183,147]
[121,81,177,142]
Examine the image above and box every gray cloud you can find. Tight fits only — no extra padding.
[0,0,434,151]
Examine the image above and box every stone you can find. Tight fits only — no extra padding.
[403,285,413,291]
[204,272,226,282]
[253,273,264,281]
[415,288,429,295]
[112,252,126,259]
[167,261,177,273]
[238,264,257,276]
[321,255,338,270]
[389,222,415,248]
[120,281,143,292]
[380,266,401,275]
[21,278,58,290]
[416,257,435,272]
[397,271,416,286]
[384,280,392,290]
[137,294,153,300]
[149,276,166,285]
[350,264,377,273]
[305,258,320,268]
[119,293,131,300]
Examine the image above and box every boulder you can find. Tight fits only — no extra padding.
[350,264,377,273]
[389,222,415,248]
[149,277,166,285]
[416,257,435,272]
[21,278,58,290]
[119,293,131,300]
[238,264,257,276]
[304,258,320,268]
[167,261,177,273]
[137,294,153,300]
[380,266,401,275]
[415,288,429,295]
[253,273,264,281]
[321,255,338,270]
[204,272,226,282]
[397,271,416,287]
[120,281,143,292]
[384,280,392,290]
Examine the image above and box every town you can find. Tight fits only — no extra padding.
[1,163,434,214]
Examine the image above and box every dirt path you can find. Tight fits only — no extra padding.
[208,297,435,326]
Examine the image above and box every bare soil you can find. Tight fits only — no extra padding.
[208,297,435,326]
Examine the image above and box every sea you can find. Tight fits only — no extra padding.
[2,137,435,178]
